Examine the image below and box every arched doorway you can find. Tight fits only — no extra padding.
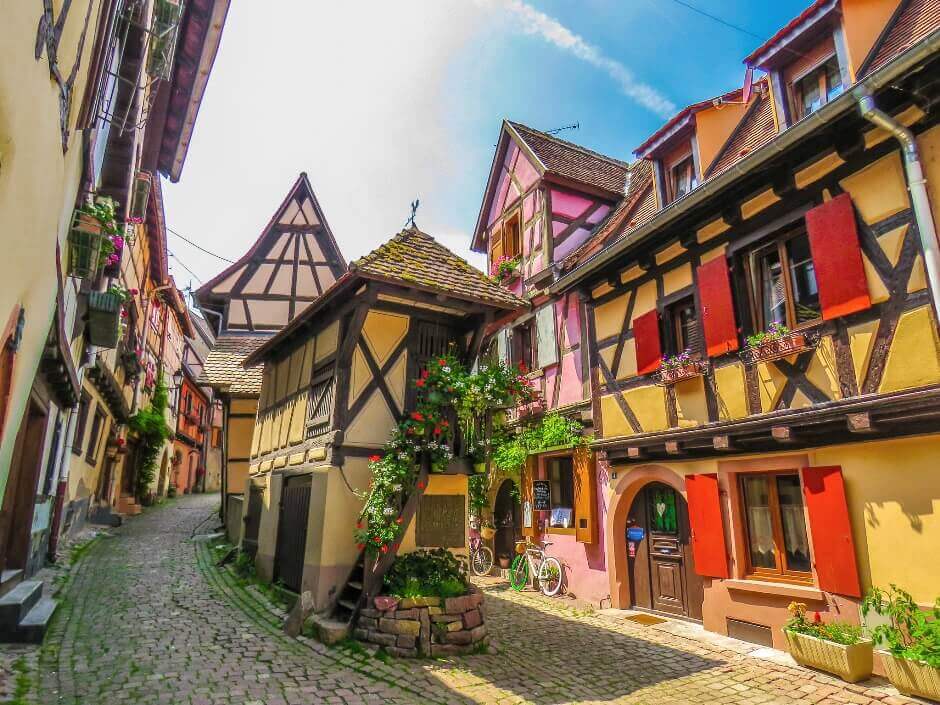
[626,482,703,620]
[492,479,521,566]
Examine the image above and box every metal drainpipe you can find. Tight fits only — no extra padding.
[857,93,940,327]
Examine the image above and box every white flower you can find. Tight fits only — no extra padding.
[442,366,451,373]
[393,484,402,491]
[383,507,396,516]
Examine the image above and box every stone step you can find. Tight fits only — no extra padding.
[0,580,42,629]
[15,597,58,644]
[347,580,363,591]
[0,569,24,599]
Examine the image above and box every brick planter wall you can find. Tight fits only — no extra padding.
[354,586,487,657]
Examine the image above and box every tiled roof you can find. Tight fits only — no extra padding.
[508,122,629,195]
[201,334,270,395]
[862,0,940,76]
[352,228,526,309]
[706,92,778,178]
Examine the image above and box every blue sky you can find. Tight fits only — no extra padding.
[162,0,811,294]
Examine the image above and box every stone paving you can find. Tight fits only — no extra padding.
[8,494,928,704]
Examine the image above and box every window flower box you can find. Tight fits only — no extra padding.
[86,291,123,348]
[67,210,108,279]
[658,357,707,385]
[784,630,873,683]
[741,331,810,364]
[880,652,940,701]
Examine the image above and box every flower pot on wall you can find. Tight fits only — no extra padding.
[86,291,123,348]
[880,652,940,701]
[784,630,873,683]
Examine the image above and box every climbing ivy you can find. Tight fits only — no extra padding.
[127,376,172,501]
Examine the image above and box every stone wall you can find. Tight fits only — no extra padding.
[354,587,487,657]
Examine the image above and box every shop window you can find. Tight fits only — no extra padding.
[547,456,575,529]
[793,57,842,119]
[664,296,702,356]
[85,408,106,465]
[739,472,812,581]
[744,228,821,332]
[72,392,92,456]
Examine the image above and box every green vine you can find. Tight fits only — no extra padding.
[491,412,590,476]
[355,352,530,555]
[127,375,172,501]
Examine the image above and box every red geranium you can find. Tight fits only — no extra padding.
[813,611,822,624]
[518,362,527,373]
[356,521,363,529]
[415,379,425,388]
[411,412,424,422]
[380,544,389,554]
[421,369,430,379]
[416,480,426,490]
[369,455,382,463]
[395,516,403,525]
[357,543,365,551]
[438,358,447,366]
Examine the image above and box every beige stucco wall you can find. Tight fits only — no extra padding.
[0,1,101,495]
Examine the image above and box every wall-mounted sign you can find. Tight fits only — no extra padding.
[626,526,646,543]
[532,480,551,511]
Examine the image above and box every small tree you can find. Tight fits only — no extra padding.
[127,375,172,501]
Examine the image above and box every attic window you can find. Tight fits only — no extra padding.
[794,57,842,119]
[669,156,697,204]
[490,211,522,263]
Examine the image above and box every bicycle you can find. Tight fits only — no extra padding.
[509,538,563,596]
[468,533,494,576]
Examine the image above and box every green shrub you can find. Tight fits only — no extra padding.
[126,376,172,501]
[383,549,468,599]
[863,585,940,667]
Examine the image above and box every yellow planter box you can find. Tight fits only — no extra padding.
[880,651,940,701]
[784,630,873,683]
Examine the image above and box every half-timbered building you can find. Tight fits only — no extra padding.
[548,0,940,655]
[197,173,346,521]
[240,227,525,622]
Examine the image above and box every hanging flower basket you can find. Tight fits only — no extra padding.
[86,291,123,348]
[67,210,108,279]
[741,331,810,364]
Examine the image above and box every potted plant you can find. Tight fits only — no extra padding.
[862,585,940,700]
[497,554,511,569]
[490,255,521,285]
[783,602,873,682]
[742,322,809,363]
[658,349,706,385]
[86,285,129,348]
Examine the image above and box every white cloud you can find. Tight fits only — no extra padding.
[488,0,676,118]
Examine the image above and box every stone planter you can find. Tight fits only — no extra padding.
[784,630,873,683]
[880,651,940,701]
[355,586,487,657]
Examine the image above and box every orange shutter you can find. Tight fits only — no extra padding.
[573,447,597,544]
[697,256,739,357]
[801,466,862,597]
[633,309,662,375]
[685,473,730,578]
[490,226,504,265]
[521,455,536,537]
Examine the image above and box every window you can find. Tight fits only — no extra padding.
[510,322,533,370]
[489,211,522,266]
[794,57,843,119]
[664,296,702,356]
[740,472,812,581]
[72,392,92,455]
[547,456,575,529]
[669,156,698,203]
[212,427,223,448]
[306,370,336,441]
[85,408,106,464]
[745,228,821,332]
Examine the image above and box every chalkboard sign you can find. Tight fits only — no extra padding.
[416,495,465,548]
[532,481,551,511]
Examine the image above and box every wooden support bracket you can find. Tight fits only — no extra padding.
[665,441,682,456]
[847,412,875,433]
[771,425,795,443]
[712,435,735,451]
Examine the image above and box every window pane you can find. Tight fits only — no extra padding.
[742,476,776,569]
[776,475,811,572]
[649,486,678,534]
[672,159,693,199]
[825,60,843,101]
[760,248,788,327]
[548,458,574,528]
[800,71,823,116]
[786,234,821,323]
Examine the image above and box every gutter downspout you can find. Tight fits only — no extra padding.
[857,93,940,328]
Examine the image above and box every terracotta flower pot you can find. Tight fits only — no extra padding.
[373,596,399,612]
[497,555,511,569]
[879,651,940,701]
[784,630,873,683]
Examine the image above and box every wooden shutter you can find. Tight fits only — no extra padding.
[800,466,861,597]
[633,309,662,375]
[521,455,537,537]
[805,194,871,320]
[685,473,729,578]
[696,256,739,357]
[535,305,558,369]
[573,447,597,544]
[490,226,504,263]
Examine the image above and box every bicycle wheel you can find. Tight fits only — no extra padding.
[471,546,494,576]
[537,556,563,596]
[509,554,528,591]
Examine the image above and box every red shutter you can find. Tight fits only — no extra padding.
[805,194,871,320]
[685,473,729,578]
[696,257,739,357]
[800,466,861,598]
[633,309,662,375]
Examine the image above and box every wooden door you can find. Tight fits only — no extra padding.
[274,475,312,592]
[626,483,702,620]
[493,479,521,562]
[0,397,49,570]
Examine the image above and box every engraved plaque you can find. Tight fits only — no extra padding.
[416,494,465,548]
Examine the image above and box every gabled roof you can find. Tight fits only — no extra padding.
[352,228,526,309]
[861,0,940,76]
[200,333,269,395]
[743,0,837,69]
[507,122,630,195]
[705,91,778,179]
[634,87,743,159]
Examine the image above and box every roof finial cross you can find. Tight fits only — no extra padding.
[405,198,419,228]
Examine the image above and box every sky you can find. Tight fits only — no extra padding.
[162,0,813,294]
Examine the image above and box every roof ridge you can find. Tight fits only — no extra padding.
[508,121,630,169]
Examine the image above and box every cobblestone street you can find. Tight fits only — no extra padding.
[11,495,925,704]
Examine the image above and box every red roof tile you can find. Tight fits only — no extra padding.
[706,93,778,178]
[862,0,940,76]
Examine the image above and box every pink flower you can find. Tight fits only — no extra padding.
[130,288,139,296]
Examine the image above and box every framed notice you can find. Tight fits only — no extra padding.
[532,480,551,511]
[416,494,465,548]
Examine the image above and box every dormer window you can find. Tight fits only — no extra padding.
[670,156,698,203]
[794,56,842,119]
